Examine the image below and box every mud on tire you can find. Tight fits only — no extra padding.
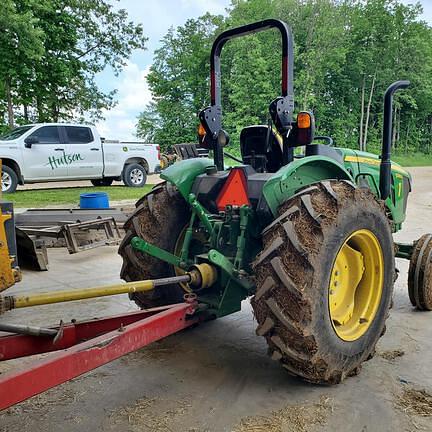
[118,183,189,308]
[251,181,395,384]
[408,234,432,310]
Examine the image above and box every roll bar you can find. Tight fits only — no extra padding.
[200,19,294,170]
[379,80,410,200]
[210,19,294,106]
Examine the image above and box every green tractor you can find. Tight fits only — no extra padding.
[119,19,431,384]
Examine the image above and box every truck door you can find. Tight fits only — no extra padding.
[64,126,103,178]
[23,125,69,180]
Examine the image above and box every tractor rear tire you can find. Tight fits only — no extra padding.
[118,183,189,308]
[251,181,395,384]
[408,234,432,310]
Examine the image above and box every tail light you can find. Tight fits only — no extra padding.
[198,122,207,148]
[216,168,250,211]
[295,111,315,146]
[156,145,160,160]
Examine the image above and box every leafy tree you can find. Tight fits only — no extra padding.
[138,0,432,156]
[0,0,44,128]
[0,0,147,128]
[137,13,224,149]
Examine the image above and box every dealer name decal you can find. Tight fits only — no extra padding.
[47,151,84,170]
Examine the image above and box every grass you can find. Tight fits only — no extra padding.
[6,185,153,208]
[392,153,432,167]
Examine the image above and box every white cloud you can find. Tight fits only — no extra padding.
[96,62,151,141]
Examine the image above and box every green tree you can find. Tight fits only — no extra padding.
[0,0,147,129]
[138,0,432,156]
[0,0,44,128]
[137,14,224,149]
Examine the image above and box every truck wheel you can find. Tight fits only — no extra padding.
[118,183,189,308]
[91,178,113,187]
[123,163,147,187]
[1,165,18,193]
[251,181,395,384]
[408,234,432,310]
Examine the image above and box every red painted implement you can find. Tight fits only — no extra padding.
[0,301,198,411]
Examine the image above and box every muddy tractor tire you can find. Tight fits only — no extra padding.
[118,183,189,308]
[408,234,432,311]
[251,181,395,384]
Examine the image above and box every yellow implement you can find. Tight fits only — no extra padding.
[0,159,21,292]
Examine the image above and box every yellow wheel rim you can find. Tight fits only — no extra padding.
[329,229,384,342]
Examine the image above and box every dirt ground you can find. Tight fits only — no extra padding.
[1,167,432,432]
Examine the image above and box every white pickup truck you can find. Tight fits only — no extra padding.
[0,123,161,193]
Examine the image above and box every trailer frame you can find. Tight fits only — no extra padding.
[0,301,198,411]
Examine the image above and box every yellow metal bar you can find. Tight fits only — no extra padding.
[2,274,192,312]
[0,263,214,314]
[13,280,156,309]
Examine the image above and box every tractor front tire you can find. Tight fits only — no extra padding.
[251,181,395,384]
[408,234,432,310]
[118,183,189,308]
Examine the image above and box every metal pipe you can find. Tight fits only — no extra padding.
[0,323,57,337]
[1,274,192,312]
[379,80,410,200]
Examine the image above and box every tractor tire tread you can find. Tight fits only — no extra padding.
[118,182,188,308]
[251,181,394,384]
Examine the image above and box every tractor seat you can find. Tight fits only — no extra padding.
[240,125,283,173]
[305,144,344,165]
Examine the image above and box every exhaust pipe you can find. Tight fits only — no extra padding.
[379,80,410,200]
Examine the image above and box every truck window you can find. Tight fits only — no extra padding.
[0,126,33,141]
[28,126,61,144]
[65,126,93,144]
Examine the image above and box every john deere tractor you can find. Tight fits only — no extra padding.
[119,19,431,384]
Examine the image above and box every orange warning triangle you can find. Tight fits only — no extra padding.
[216,168,251,211]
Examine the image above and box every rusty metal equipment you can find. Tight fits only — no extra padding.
[19,216,121,254]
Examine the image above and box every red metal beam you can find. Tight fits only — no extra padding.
[0,302,197,411]
[0,305,176,360]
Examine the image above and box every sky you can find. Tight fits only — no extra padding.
[95,0,432,141]
[95,0,231,140]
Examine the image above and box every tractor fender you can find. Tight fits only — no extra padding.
[160,157,215,200]
[263,155,354,216]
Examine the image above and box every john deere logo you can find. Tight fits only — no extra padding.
[122,146,128,152]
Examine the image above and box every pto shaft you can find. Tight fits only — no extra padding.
[0,264,217,314]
